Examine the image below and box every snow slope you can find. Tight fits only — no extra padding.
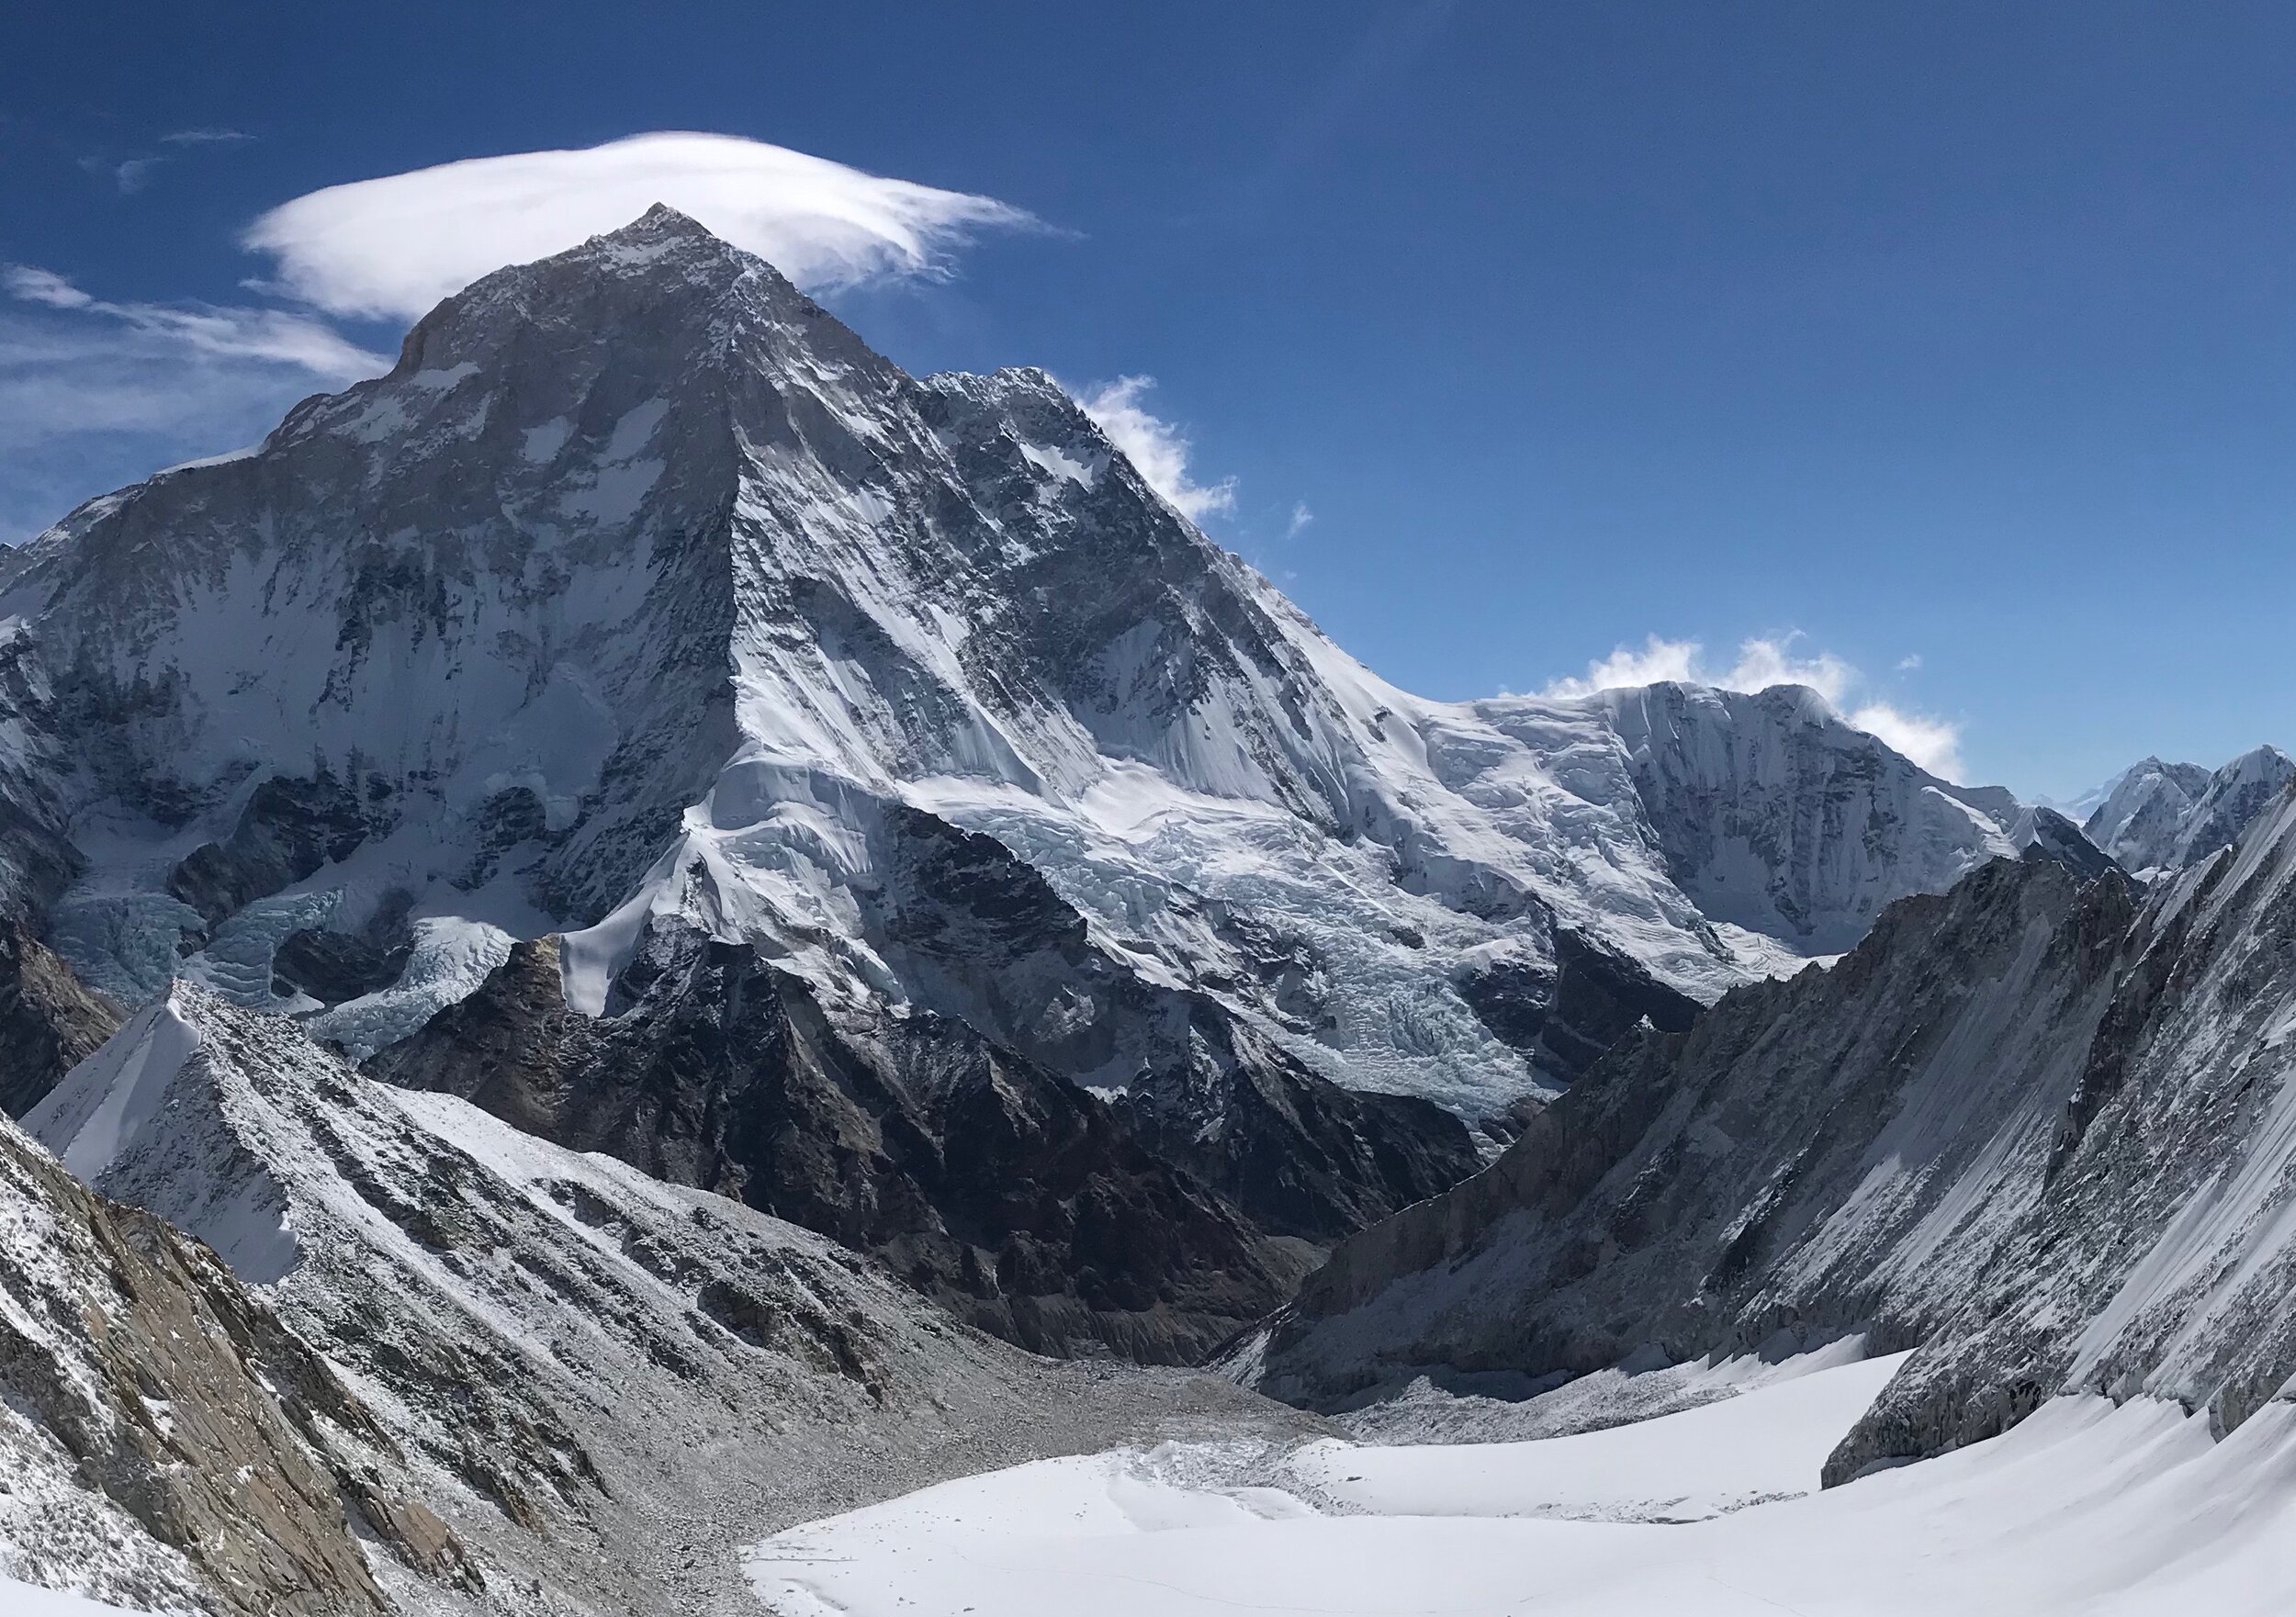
[0,1578,147,1616]
[748,1355,2293,1617]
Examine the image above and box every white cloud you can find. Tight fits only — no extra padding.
[1287,500,1314,538]
[1541,632,1967,779]
[1541,634,1852,704]
[162,129,253,146]
[1069,375,1238,523]
[1541,634,1705,697]
[1848,703,1964,780]
[4,266,385,377]
[6,267,93,310]
[1896,653,1923,672]
[242,131,1038,321]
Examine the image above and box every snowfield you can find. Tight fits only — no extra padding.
[0,1579,143,1616]
[745,1353,2296,1616]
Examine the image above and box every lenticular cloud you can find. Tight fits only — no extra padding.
[242,132,1036,321]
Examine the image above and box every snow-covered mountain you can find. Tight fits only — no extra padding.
[0,207,2064,1368]
[6,204,2291,1616]
[1581,682,2023,954]
[0,208,2032,1098]
[1248,779,2296,1480]
[2083,747,2294,876]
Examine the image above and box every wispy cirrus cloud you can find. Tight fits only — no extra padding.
[241,131,1039,321]
[79,128,254,195]
[1066,375,1238,524]
[2,265,385,376]
[1541,632,1967,780]
[0,266,387,542]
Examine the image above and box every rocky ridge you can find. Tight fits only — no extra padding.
[0,1106,456,1615]
[1249,784,2296,1481]
[23,985,1326,1614]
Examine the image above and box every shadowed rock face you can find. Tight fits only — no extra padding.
[1455,926,1703,1084]
[0,921,121,1116]
[0,1112,457,1615]
[165,771,376,930]
[371,910,1477,1365]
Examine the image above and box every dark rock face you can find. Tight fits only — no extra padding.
[1457,928,1703,1080]
[372,926,1326,1364]
[165,771,374,929]
[0,1113,459,1614]
[270,889,416,1005]
[1117,1011,1478,1246]
[0,920,122,1116]
[2018,806,2119,881]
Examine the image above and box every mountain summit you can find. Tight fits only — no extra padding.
[0,210,2067,1358]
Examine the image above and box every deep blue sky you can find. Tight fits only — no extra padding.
[5,1,2292,798]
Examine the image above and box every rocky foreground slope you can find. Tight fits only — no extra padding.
[16,986,1318,1614]
[1252,782,2296,1480]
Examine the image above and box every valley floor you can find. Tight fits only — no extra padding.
[744,1353,2295,1617]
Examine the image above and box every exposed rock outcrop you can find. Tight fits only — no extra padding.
[0,1107,454,1614]
[371,915,1474,1364]
[0,921,121,1116]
